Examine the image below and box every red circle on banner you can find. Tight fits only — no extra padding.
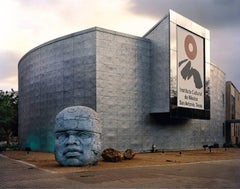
[184,35,197,60]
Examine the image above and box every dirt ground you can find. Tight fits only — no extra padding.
[2,148,240,173]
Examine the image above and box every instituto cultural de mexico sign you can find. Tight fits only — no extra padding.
[177,27,204,110]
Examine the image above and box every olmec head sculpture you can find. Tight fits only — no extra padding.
[54,106,101,166]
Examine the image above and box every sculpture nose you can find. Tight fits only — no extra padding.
[66,134,79,145]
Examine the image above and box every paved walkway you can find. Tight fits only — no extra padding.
[1,154,240,188]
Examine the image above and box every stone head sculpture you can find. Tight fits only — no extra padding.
[54,106,101,166]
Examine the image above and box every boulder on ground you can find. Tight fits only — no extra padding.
[101,148,123,162]
[123,149,136,160]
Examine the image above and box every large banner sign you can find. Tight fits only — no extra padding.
[177,27,204,110]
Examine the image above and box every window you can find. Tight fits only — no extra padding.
[222,123,225,137]
[222,93,225,107]
[231,95,235,119]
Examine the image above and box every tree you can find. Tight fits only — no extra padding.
[0,89,18,145]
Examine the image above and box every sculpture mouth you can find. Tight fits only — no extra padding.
[63,149,82,157]
[65,151,81,157]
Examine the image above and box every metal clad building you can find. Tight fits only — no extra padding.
[18,10,225,152]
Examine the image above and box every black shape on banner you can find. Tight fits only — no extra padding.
[179,59,203,89]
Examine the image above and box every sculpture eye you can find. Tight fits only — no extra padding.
[77,131,92,139]
[56,132,67,140]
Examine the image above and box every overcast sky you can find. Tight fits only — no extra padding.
[0,0,239,91]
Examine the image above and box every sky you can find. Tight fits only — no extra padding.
[0,0,239,91]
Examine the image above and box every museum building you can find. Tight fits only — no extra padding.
[18,10,226,152]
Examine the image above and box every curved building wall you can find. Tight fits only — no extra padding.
[209,62,226,144]
[95,29,152,150]
[18,28,97,152]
